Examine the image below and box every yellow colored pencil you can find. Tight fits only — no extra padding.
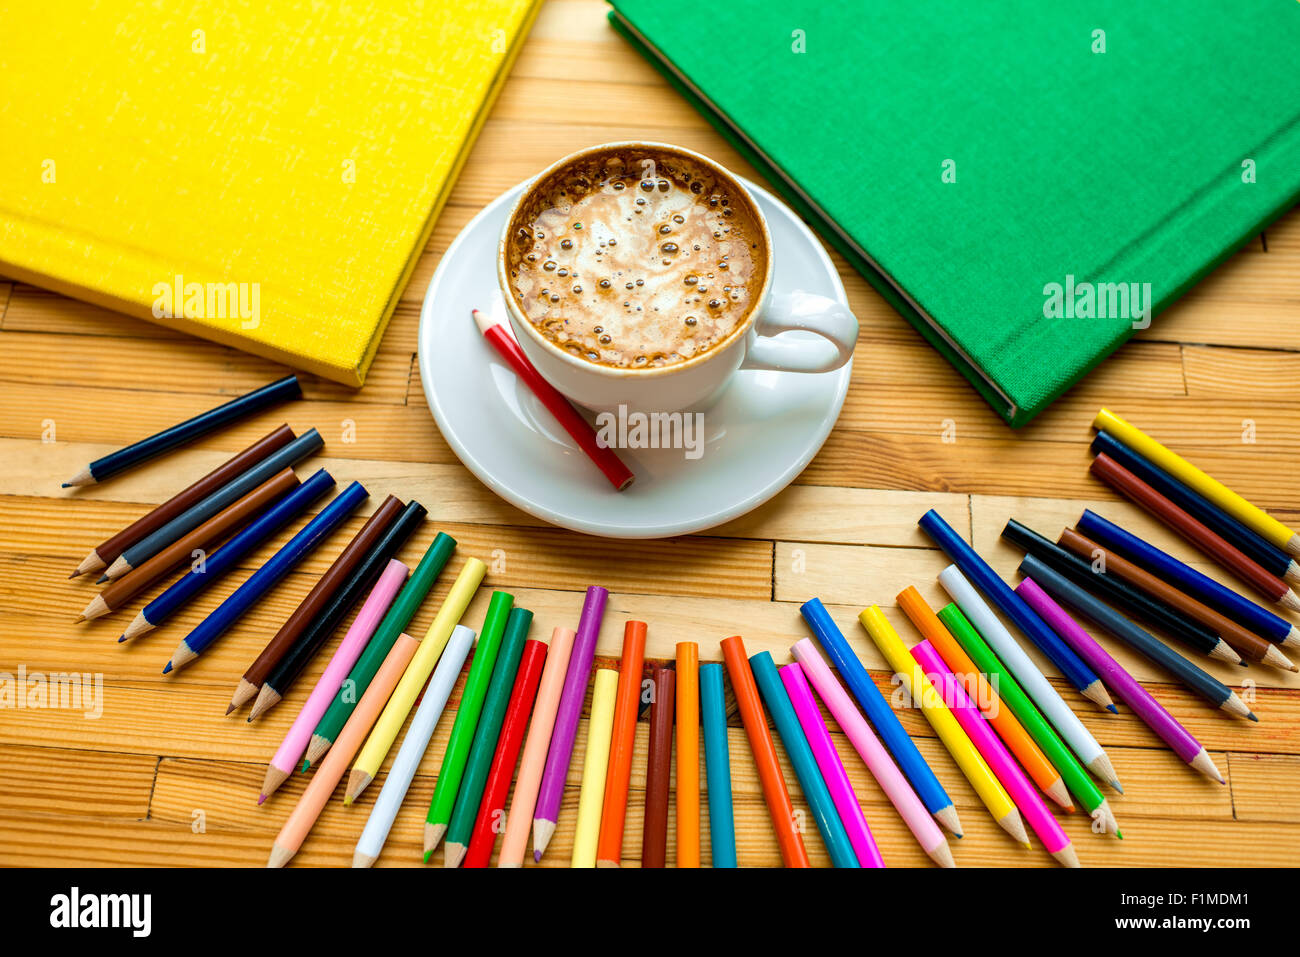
[1095,408,1300,557]
[571,669,619,868]
[345,558,487,802]
[675,641,700,868]
[859,605,1029,848]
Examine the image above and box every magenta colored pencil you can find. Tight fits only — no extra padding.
[910,640,1078,866]
[1016,576,1224,784]
[531,585,608,862]
[779,662,884,868]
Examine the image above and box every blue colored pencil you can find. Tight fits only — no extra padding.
[800,597,961,837]
[918,508,1117,712]
[120,468,335,642]
[1078,509,1300,650]
[699,663,736,868]
[63,375,301,487]
[748,651,858,868]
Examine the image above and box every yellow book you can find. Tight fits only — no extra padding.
[0,0,542,385]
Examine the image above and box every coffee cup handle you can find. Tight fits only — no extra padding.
[738,291,858,373]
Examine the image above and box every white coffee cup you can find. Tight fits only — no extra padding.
[497,142,858,414]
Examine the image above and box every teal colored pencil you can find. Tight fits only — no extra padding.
[699,663,736,867]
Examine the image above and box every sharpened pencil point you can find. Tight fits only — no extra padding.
[534,850,542,863]
[117,635,126,643]
[61,482,72,488]
[67,571,80,579]
[225,703,236,716]
[1248,711,1259,722]
[257,794,266,806]
[422,849,433,864]
[1106,704,1118,714]
[1110,779,1124,794]
[95,574,108,584]
[162,662,172,674]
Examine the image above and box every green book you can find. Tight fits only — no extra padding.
[607,0,1300,426]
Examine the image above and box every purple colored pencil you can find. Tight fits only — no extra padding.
[1016,576,1224,784]
[531,585,608,862]
[779,662,885,868]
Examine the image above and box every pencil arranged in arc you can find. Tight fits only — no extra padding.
[1017,554,1256,721]
[497,627,575,867]
[164,479,367,673]
[1016,574,1226,785]
[463,639,548,868]
[800,597,961,836]
[641,663,676,868]
[571,669,619,868]
[909,640,1078,867]
[70,424,297,578]
[596,620,647,867]
[260,559,408,801]
[266,632,417,869]
[63,374,301,488]
[919,508,1116,711]
[444,606,534,867]
[533,585,608,863]
[303,532,457,769]
[103,428,323,580]
[698,662,737,868]
[780,661,884,868]
[675,641,701,868]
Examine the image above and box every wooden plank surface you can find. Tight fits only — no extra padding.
[1,0,1297,868]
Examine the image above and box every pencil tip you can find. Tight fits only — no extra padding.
[534,850,542,863]
[60,482,72,488]
[1248,712,1259,722]
[95,574,108,584]
[117,635,126,643]
[75,615,85,623]
[422,850,432,864]
[257,794,266,806]
[1106,704,1118,714]
[225,704,236,715]
[1115,830,1124,840]
[1110,779,1124,794]
[67,571,79,579]
[162,662,172,674]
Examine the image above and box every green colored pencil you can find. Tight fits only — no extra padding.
[422,590,513,860]
[302,532,456,770]
[441,606,533,867]
[938,602,1121,838]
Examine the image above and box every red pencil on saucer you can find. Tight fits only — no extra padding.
[472,309,635,491]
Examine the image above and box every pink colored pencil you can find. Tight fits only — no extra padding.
[909,639,1079,868]
[496,626,576,867]
[790,638,953,868]
[259,559,408,801]
[779,662,884,868]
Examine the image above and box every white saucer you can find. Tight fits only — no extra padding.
[417,174,853,539]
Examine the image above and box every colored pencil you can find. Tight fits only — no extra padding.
[909,640,1079,866]
[247,500,423,719]
[1058,527,1295,671]
[120,467,333,642]
[473,308,634,491]
[1018,554,1256,721]
[420,591,516,853]
[1092,430,1300,583]
[859,607,1029,848]
[572,668,619,867]
[304,532,456,768]
[791,638,954,867]
[698,662,737,868]
[800,597,961,836]
[1017,574,1225,784]
[498,626,575,867]
[1094,407,1300,558]
[78,467,299,621]
[641,664,676,868]
[464,639,548,868]
[443,606,534,867]
[1078,508,1300,650]
[937,564,1124,792]
[935,601,1119,836]
[1091,452,1300,610]
[1001,518,1242,665]
[675,641,701,868]
[231,494,405,712]
[532,585,608,862]
[104,428,323,580]
[346,557,487,801]
[720,635,810,867]
[596,620,647,867]
[71,424,296,578]
[919,508,1116,711]
[63,374,301,488]
[780,661,884,867]
[266,632,417,868]
[259,559,408,801]
[351,625,474,867]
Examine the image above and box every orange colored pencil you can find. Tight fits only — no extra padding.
[719,635,810,868]
[596,621,646,867]
[675,641,700,868]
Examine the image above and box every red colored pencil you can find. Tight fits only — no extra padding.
[463,639,548,868]
[472,309,634,492]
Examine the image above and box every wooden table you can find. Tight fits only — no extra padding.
[1,0,1297,868]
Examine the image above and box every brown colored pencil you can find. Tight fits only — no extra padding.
[595,620,647,867]
[641,664,675,869]
[69,424,295,578]
[77,468,300,623]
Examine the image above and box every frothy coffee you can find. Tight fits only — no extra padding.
[506,146,767,370]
